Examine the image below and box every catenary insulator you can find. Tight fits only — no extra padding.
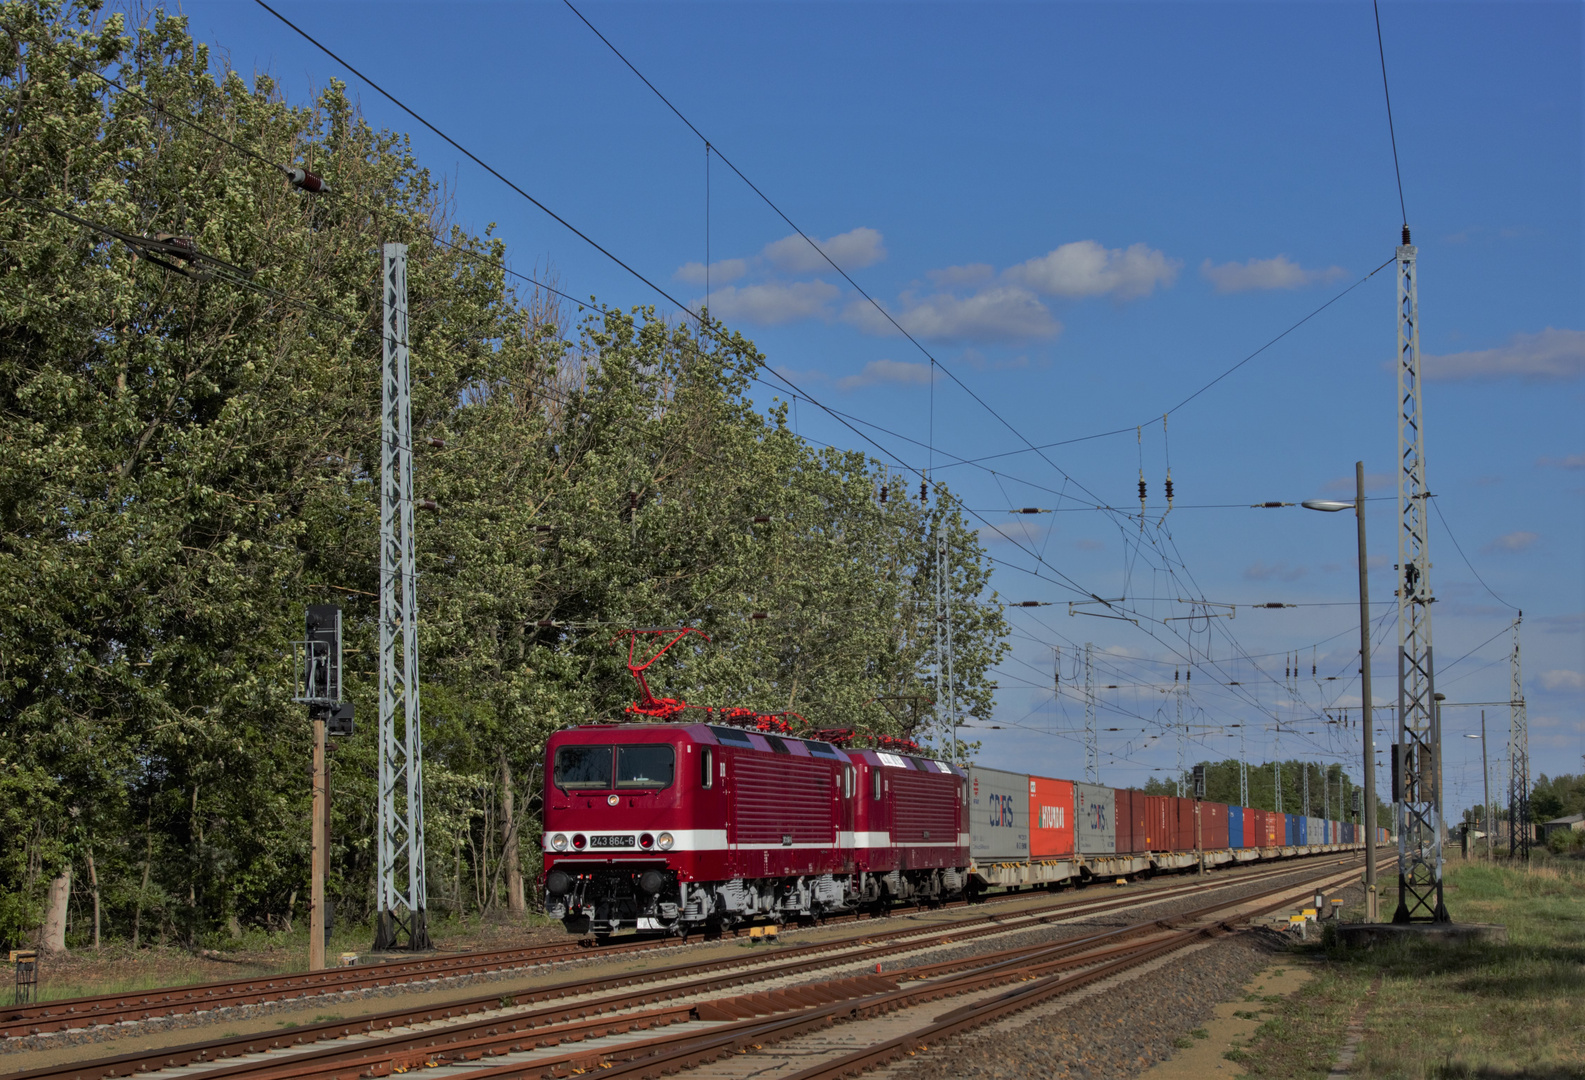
[752,515,771,524]
[919,480,927,502]
[1137,479,1147,501]
[1164,478,1174,499]
[879,484,888,504]
[286,167,327,193]
[417,498,439,512]
[427,436,446,449]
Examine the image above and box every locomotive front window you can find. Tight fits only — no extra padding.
[616,745,675,789]
[554,745,613,789]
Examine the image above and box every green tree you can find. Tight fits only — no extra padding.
[0,0,1008,947]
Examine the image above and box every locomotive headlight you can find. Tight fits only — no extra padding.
[657,831,675,851]
[571,833,587,850]
[551,833,568,851]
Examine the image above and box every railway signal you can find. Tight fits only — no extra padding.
[292,604,352,971]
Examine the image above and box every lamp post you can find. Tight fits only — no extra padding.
[1465,712,1492,858]
[1302,461,1379,922]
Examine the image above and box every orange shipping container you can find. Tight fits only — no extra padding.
[1028,776,1076,858]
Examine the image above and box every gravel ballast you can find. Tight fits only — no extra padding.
[887,878,1367,1080]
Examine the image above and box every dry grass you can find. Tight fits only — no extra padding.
[1234,857,1585,1079]
[21,910,565,1003]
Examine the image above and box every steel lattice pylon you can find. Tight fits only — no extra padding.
[1392,229,1448,923]
[935,528,958,761]
[1174,686,1186,798]
[1508,616,1529,859]
[1238,729,1249,809]
[1083,643,1097,783]
[375,243,430,951]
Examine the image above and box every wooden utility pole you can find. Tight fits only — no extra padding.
[310,716,328,971]
[295,603,349,971]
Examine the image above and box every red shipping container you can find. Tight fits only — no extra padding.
[1172,796,1196,851]
[1112,788,1145,854]
[1112,788,1129,854]
[1028,775,1075,858]
[1142,795,1167,849]
[1128,789,1149,853]
[1202,802,1228,849]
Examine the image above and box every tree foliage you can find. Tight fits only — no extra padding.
[0,1,1008,948]
[1531,764,1585,823]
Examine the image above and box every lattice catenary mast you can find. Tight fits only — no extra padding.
[1238,727,1249,809]
[375,243,430,951]
[1393,226,1448,923]
[1174,685,1186,798]
[1508,615,1529,859]
[935,529,959,761]
[1083,643,1097,783]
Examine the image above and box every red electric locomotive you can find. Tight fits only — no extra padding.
[542,722,970,936]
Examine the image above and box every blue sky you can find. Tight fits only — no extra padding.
[175,0,1582,813]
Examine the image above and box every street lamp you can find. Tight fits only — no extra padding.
[1464,713,1493,858]
[1302,461,1380,922]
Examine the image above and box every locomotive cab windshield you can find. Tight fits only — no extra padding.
[553,743,676,791]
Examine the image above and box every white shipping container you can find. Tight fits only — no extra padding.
[968,767,1030,860]
[1074,782,1116,855]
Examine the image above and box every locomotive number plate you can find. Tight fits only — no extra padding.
[589,834,634,848]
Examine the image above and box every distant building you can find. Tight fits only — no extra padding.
[1540,813,1585,838]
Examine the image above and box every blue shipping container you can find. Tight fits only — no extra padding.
[1285,814,1297,846]
[1298,816,1308,845]
[1229,806,1244,849]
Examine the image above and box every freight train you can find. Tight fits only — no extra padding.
[540,721,1383,936]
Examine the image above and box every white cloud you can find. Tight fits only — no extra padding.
[928,263,995,287]
[1481,530,1539,553]
[836,359,937,391]
[1423,328,1585,381]
[763,227,886,274]
[771,365,828,385]
[1006,240,1180,300]
[843,285,1060,343]
[1540,670,1584,692]
[1538,453,1585,470]
[1535,612,1584,635]
[1200,254,1347,293]
[1243,561,1307,582]
[675,258,747,286]
[704,280,839,325]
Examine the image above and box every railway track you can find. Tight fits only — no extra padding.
[4,856,1366,1080]
[0,848,1368,1041]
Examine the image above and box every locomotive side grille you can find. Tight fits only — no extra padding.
[890,771,959,843]
[731,755,831,844]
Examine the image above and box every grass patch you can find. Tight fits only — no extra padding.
[1236,856,1585,1079]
